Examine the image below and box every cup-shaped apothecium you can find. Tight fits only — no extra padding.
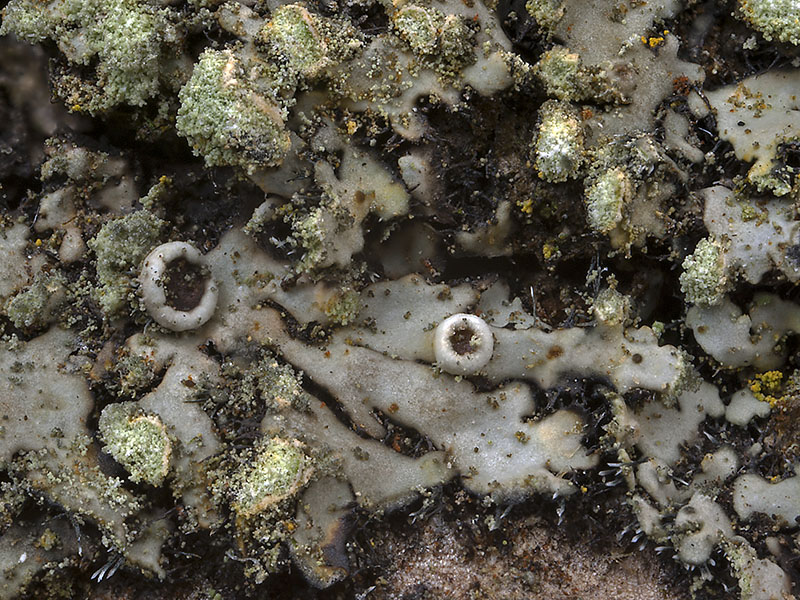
[139,241,218,332]
[433,313,494,376]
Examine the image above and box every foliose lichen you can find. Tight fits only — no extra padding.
[2,0,800,598]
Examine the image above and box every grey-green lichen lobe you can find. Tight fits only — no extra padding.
[176,48,291,173]
[231,438,312,518]
[680,237,729,306]
[0,0,178,112]
[533,100,584,182]
[99,402,172,486]
[88,210,166,317]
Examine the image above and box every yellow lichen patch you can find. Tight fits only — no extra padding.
[518,198,534,214]
[749,370,784,406]
[641,30,669,48]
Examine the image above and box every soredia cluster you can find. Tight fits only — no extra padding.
[1,0,800,598]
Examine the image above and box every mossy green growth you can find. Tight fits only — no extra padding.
[584,167,632,234]
[0,0,176,112]
[679,237,729,306]
[88,210,166,317]
[176,48,291,173]
[533,100,584,182]
[99,402,172,486]
[5,269,67,330]
[260,4,327,78]
[232,438,312,517]
[738,0,800,45]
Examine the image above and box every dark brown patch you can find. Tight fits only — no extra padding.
[450,325,477,355]
[163,257,206,312]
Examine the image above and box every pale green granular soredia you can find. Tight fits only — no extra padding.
[99,402,172,487]
[5,270,66,330]
[680,237,729,307]
[88,210,166,316]
[322,287,361,326]
[246,355,307,412]
[738,0,800,45]
[391,4,473,74]
[437,15,474,67]
[260,4,328,78]
[288,206,329,273]
[0,0,176,112]
[85,1,171,108]
[534,100,584,182]
[534,46,582,101]
[525,0,566,31]
[110,352,159,399]
[592,287,631,327]
[584,167,632,234]
[176,48,291,173]
[232,438,311,517]
[0,0,55,43]
[392,4,445,56]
